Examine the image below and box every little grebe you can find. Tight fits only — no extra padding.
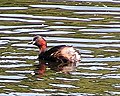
[29,35,81,63]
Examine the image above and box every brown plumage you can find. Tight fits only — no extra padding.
[29,35,81,63]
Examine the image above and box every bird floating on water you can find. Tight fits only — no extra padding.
[29,35,81,63]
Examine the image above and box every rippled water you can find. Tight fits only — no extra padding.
[0,0,120,96]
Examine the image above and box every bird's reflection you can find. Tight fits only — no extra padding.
[35,59,77,77]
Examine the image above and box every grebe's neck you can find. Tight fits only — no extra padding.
[39,45,47,53]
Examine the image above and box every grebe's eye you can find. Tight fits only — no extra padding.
[33,35,42,41]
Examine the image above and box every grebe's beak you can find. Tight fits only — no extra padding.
[28,40,36,45]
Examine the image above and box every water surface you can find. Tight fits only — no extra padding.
[0,0,120,95]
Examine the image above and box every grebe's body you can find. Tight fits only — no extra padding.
[30,36,81,63]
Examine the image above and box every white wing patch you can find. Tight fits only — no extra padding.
[61,47,81,62]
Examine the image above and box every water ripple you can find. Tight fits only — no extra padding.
[82,57,120,62]
[78,63,108,66]
[70,0,120,3]
[0,1,119,95]
[2,36,119,43]
[46,37,120,43]
[0,7,28,10]
[29,31,76,35]
[48,43,120,48]
[75,11,120,15]
[78,66,117,70]
[89,17,104,21]
[0,80,20,83]
[6,70,34,74]
[89,24,120,28]
[0,14,90,21]
[0,92,95,96]
[106,91,120,95]
[0,75,27,80]
[0,40,9,45]
[30,5,120,11]
[0,64,32,68]
[56,77,79,81]
[79,28,120,32]
[0,17,45,23]
[1,37,32,40]
[14,29,49,33]
[0,24,47,30]
[46,26,85,29]
[113,84,120,88]
[0,60,26,63]
[101,74,120,79]
[11,43,35,48]
[49,83,79,88]
[0,56,37,60]
[70,72,102,76]
[7,93,51,96]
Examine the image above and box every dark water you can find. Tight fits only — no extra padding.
[0,0,120,95]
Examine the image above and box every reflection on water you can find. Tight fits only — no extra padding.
[0,63,32,68]
[49,83,79,88]
[36,60,77,77]
[30,4,120,11]
[0,40,9,45]
[0,92,96,96]
[69,0,120,3]
[0,75,27,80]
[0,14,90,21]
[0,0,120,95]
[0,24,47,30]
[0,7,28,10]
[106,91,120,95]
[79,28,120,32]
[0,17,45,23]
[75,11,120,15]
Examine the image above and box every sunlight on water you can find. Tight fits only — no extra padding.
[14,29,49,33]
[101,74,120,79]
[79,28,120,32]
[106,91,120,95]
[82,57,120,62]
[113,84,120,88]
[1,37,32,40]
[0,0,120,95]
[0,75,27,80]
[3,36,120,43]
[0,14,90,21]
[0,56,37,60]
[0,17,45,23]
[0,24,47,30]
[49,83,79,88]
[6,70,34,74]
[74,11,120,15]
[0,92,96,96]
[56,77,79,81]
[0,7,28,10]
[30,4,120,11]
[0,60,26,63]
[69,0,120,3]
[0,40,9,45]
[29,31,76,35]
[46,26,85,29]
[89,24,120,28]
[0,64,32,68]
[0,80,20,83]
[78,66,117,70]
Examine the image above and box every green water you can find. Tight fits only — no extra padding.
[0,0,120,95]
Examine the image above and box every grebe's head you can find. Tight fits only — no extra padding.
[29,35,47,47]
